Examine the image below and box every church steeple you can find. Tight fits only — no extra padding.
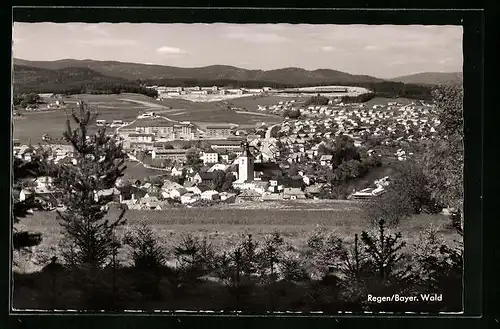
[241,141,253,158]
[238,141,254,182]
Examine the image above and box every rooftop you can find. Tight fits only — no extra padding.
[206,125,234,130]
[154,149,189,154]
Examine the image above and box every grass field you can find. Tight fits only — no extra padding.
[361,97,414,108]
[121,160,168,181]
[227,95,307,109]
[13,93,284,144]
[13,201,460,274]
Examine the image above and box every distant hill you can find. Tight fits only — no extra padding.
[391,72,463,86]
[13,58,385,85]
[13,65,126,85]
[12,64,127,93]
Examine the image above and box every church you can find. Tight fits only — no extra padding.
[232,142,282,190]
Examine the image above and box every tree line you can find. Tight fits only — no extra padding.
[140,79,433,100]
[13,93,43,108]
[12,84,463,311]
[14,83,158,98]
[14,79,432,101]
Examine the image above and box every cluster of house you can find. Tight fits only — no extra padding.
[18,176,60,209]
[123,143,327,206]
[264,100,439,163]
[22,98,70,112]
[117,115,256,151]
[117,179,238,209]
[14,135,393,211]
[13,141,74,164]
[117,117,199,149]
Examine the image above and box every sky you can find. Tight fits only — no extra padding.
[12,23,462,79]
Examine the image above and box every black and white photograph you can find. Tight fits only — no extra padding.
[11,17,466,314]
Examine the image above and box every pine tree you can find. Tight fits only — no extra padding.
[360,219,408,280]
[53,102,127,269]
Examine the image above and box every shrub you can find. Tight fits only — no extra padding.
[123,223,166,270]
[257,232,285,283]
[239,234,259,279]
[283,109,301,119]
[365,160,441,226]
[305,229,347,280]
[280,250,309,282]
[174,233,217,284]
[304,95,329,106]
[214,240,262,309]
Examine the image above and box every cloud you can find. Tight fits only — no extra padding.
[64,23,111,37]
[226,32,289,44]
[156,46,186,54]
[83,24,110,36]
[364,45,385,51]
[438,57,455,64]
[78,38,137,47]
[321,46,334,52]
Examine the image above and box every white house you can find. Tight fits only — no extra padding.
[161,180,184,192]
[283,187,306,200]
[219,192,237,202]
[94,187,120,202]
[181,193,198,204]
[207,163,229,172]
[171,166,184,177]
[201,190,220,201]
[169,187,188,199]
[320,154,333,166]
[202,152,219,164]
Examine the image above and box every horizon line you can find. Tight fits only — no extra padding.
[12,57,463,80]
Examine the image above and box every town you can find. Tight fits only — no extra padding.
[13,89,439,211]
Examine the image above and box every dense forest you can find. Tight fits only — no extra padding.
[13,65,158,98]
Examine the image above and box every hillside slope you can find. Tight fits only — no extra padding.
[13,58,385,85]
[12,65,134,93]
[13,65,126,85]
[391,72,463,86]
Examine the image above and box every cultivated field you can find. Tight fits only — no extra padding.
[13,201,460,274]
[121,160,169,181]
[361,97,415,108]
[226,95,308,109]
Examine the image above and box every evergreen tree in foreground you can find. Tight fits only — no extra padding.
[54,102,127,268]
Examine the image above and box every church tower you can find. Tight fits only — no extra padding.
[238,142,254,182]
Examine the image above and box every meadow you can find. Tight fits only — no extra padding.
[13,201,460,274]
[121,160,168,181]
[361,97,414,108]
[13,93,284,144]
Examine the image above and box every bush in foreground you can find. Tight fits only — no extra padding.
[12,223,463,312]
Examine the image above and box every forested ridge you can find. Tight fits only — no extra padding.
[13,60,434,100]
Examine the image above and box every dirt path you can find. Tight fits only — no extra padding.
[235,111,278,117]
[118,98,168,109]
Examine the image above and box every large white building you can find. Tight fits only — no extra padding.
[202,151,219,164]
